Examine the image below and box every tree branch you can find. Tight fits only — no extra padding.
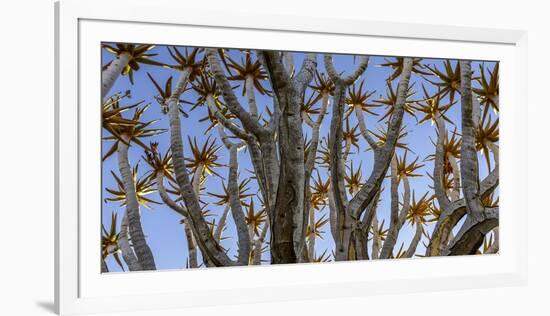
[404,223,423,258]
[118,211,142,271]
[227,145,252,265]
[167,68,236,267]
[459,60,485,221]
[347,58,414,221]
[433,116,452,211]
[323,54,369,85]
[426,168,499,256]
[206,49,266,137]
[379,156,400,259]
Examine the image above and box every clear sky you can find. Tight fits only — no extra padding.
[101,44,497,272]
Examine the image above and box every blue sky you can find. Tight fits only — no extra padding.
[101,44,497,272]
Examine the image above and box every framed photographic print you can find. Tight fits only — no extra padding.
[55,0,527,314]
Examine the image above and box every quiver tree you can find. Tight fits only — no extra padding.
[425,60,499,257]
[102,44,164,100]
[102,92,165,270]
[101,43,499,271]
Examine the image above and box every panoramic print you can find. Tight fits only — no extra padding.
[100,43,499,272]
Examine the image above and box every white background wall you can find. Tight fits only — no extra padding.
[0,0,546,315]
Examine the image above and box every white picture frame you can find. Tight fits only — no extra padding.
[55,0,528,314]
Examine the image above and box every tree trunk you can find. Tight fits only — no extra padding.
[245,75,258,118]
[441,60,499,255]
[307,207,316,260]
[379,156,400,259]
[404,222,423,258]
[447,153,461,201]
[102,52,131,100]
[118,210,142,271]
[214,205,230,242]
[168,68,236,267]
[227,145,252,265]
[117,137,156,270]
[344,58,414,260]
[262,51,314,264]
[371,215,381,259]
[183,219,198,268]
[486,227,499,254]
[459,60,485,222]
[101,260,109,273]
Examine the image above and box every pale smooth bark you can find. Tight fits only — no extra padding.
[379,156,400,259]
[446,208,498,255]
[433,117,452,212]
[459,60,485,222]
[346,58,413,224]
[426,168,499,256]
[261,51,317,263]
[324,54,371,261]
[155,172,200,268]
[117,137,156,270]
[354,104,378,149]
[360,189,381,258]
[206,97,248,140]
[209,49,281,228]
[472,96,481,128]
[302,93,331,256]
[307,208,316,260]
[206,49,266,137]
[245,75,259,119]
[167,68,236,266]
[252,219,270,265]
[102,52,131,100]
[227,145,252,265]
[439,60,499,255]
[487,141,500,167]
[426,116,455,256]
[398,175,411,229]
[217,124,251,264]
[404,222,423,258]
[183,219,198,268]
[192,165,204,196]
[328,82,351,260]
[325,55,369,86]
[118,211,142,271]
[371,214,381,259]
[305,93,330,174]
[284,52,295,75]
[214,205,230,242]
[325,55,413,261]
[156,172,188,217]
[447,153,461,201]
[486,227,499,254]
[328,187,338,242]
